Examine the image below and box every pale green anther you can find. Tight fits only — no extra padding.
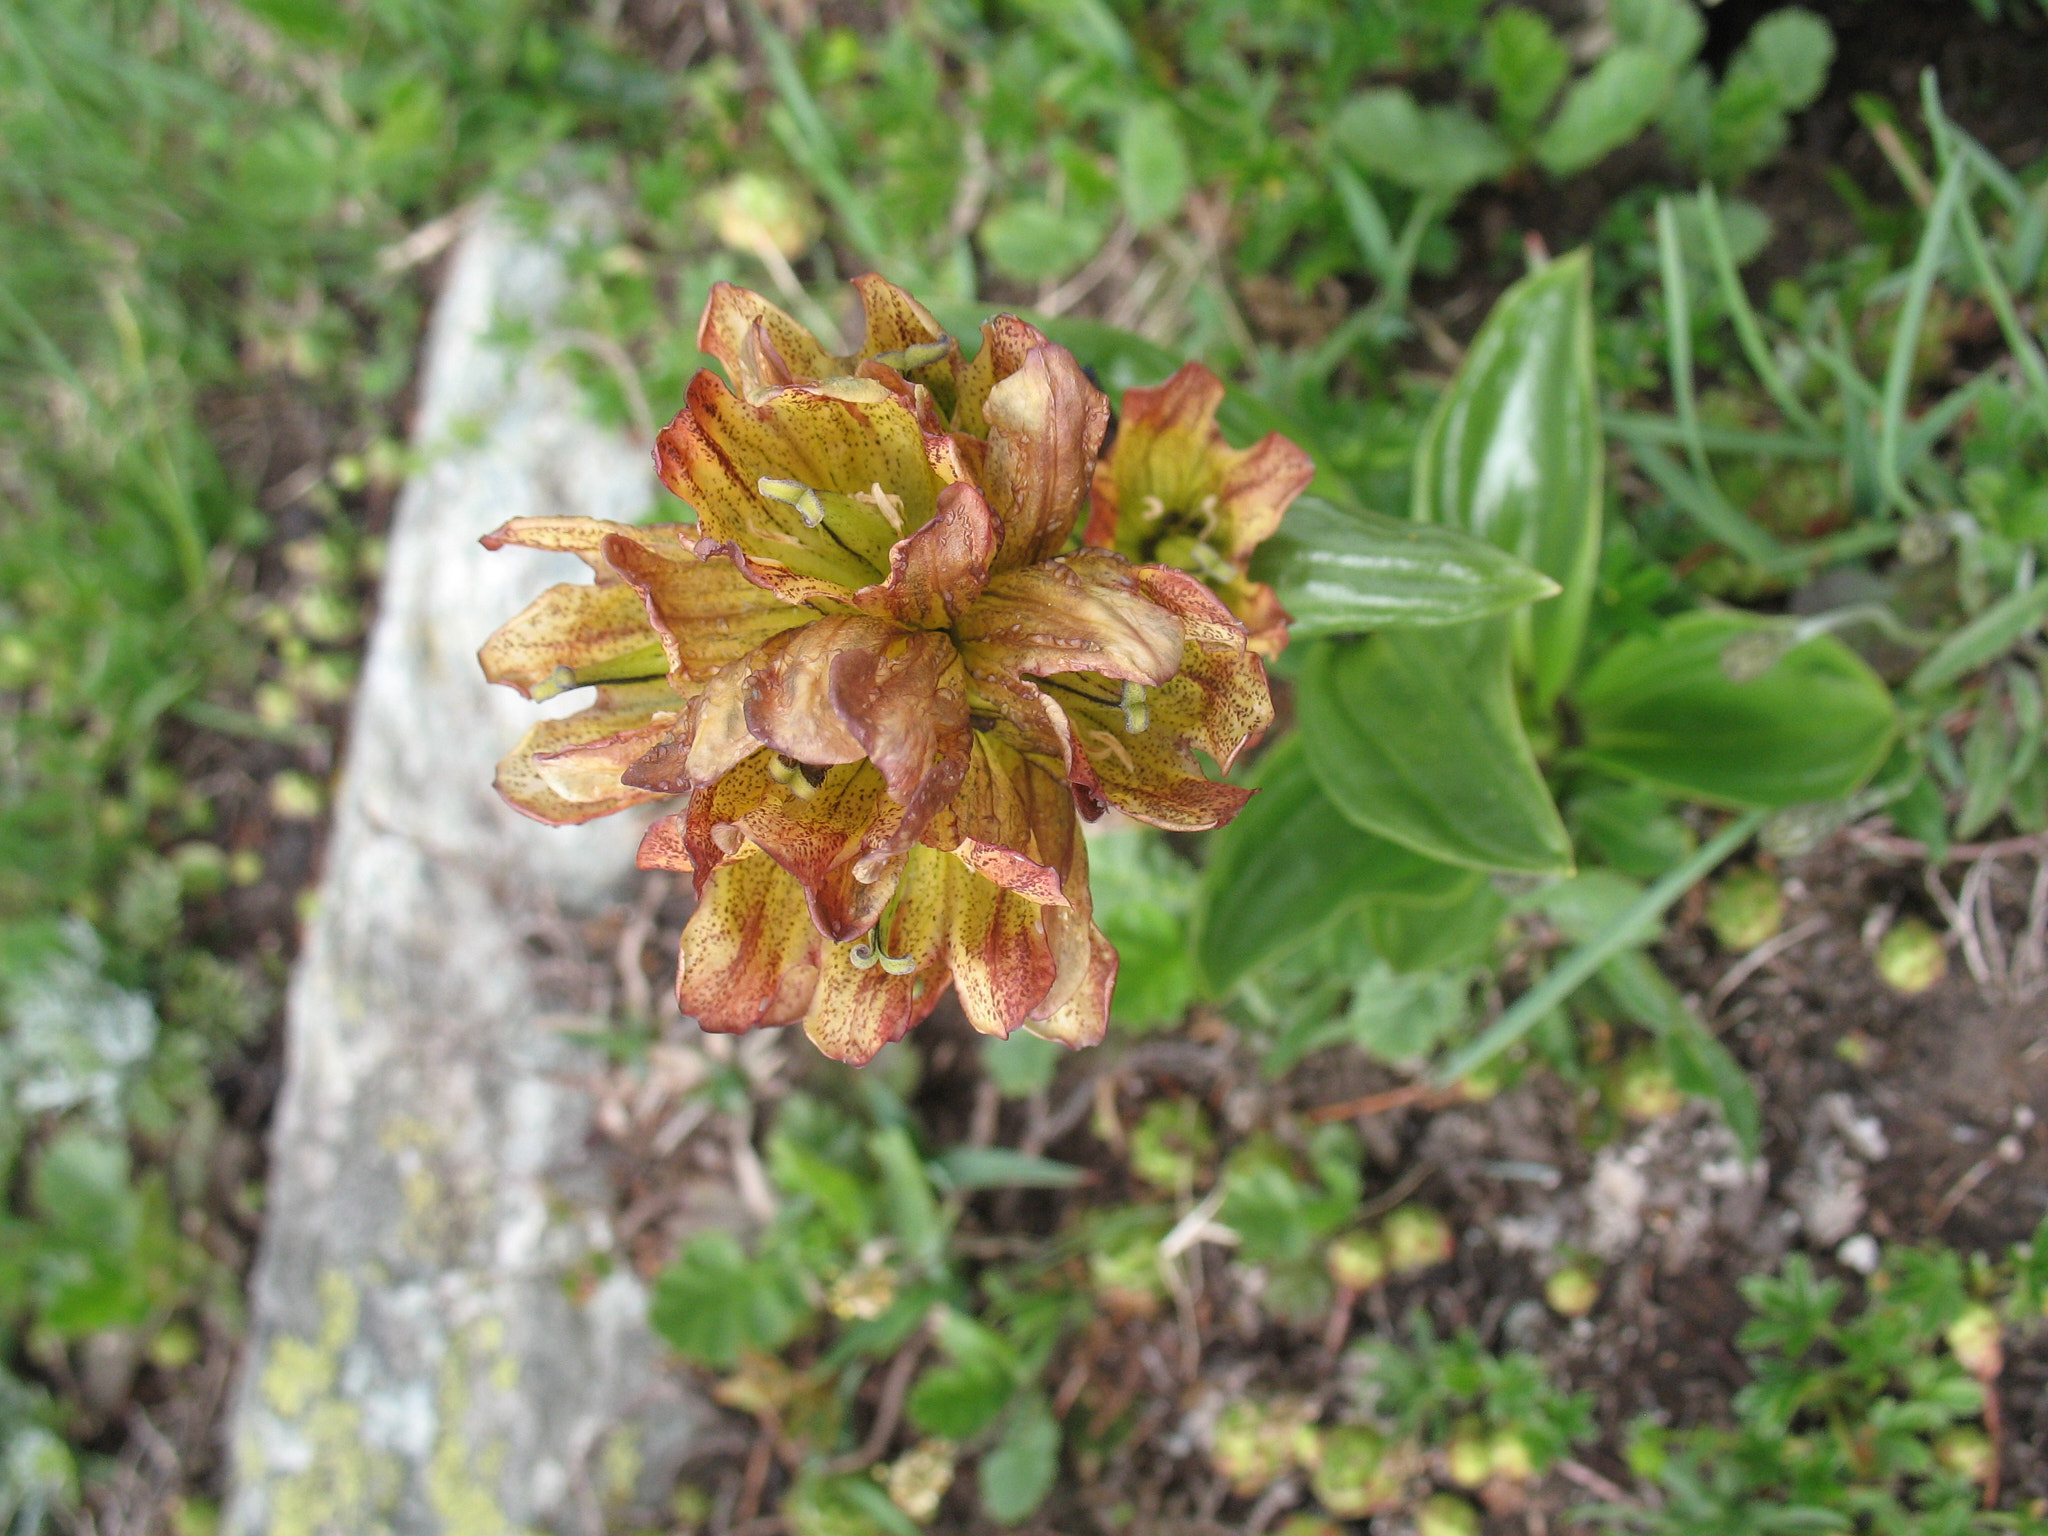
[1120,680,1150,734]
[849,941,880,970]
[878,952,918,976]
[1189,541,1236,584]
[758,477,828,528]
[766,754,819,800]
[531,665,580,702]
[868,339,952,372]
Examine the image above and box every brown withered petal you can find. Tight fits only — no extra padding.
[982,345,1110,572]
[1084,362,1314,565]
[937,856,1059,1040]
[1026,919,1117,1049]
[851,481,999,629]
[696,282,838,396]
[597,531,811,685]
[696,756,907,943]
[635,812,692,873]
[676,852,822,1034]
[949,314,1050,440]
[941,735,1083,907]
[953,550,1185,688]
[479,516,677,570]
[1215,573,1292,659]
[493,680,678,826]
[479,579,660,699]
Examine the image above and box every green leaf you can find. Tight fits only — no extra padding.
[977,199,1110,282]
[1116,100,1191,231]
[1727,8,1834,111]
[933,1148,1085,1192]
[649,1232,810,1369]
[1358,880,1507,973]
[1088,829,1197,1028]
[1412,252,1601,707]
[1535,47,1677,176]
[979,1391,1061,1522]
[1297,628,1574,875]
[1571,611,1900,808]
[1907,576,2048,695]
[1192,736,1481,994]
[1608,0,1707,69]
[910,1310,1024,1439]
[869,1126,944,1271]
[1250,494,1560,637]
[1478,7,1570,139]
[982,1030,1061,1098]
[1331,89,1513,195]
[1599,950,1760,1156]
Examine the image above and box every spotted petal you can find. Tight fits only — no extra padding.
[676,853,823,1034]
[954,549,1184,689]
[982,344,1110,572]
[493,680,678,826]
[1085,362,1314,565]
[598,531,811,687]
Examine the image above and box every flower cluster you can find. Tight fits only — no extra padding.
[480,276,1307,1064]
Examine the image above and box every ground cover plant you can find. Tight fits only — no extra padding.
[5,0,2048,1531]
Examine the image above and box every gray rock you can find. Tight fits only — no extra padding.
[225,201,709,1536]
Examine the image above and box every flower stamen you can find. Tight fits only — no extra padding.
[853,481,906,532]
[757,476,828,527]
[1119,680,1150,734]
[867,339,953,372]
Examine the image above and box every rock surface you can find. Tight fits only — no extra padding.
[225,203,708,1536]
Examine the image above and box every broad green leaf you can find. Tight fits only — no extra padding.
[1412,252,1601,707]
[910,1310,1024,1438]
[1727,8,1834,110]
[1297,629,1574,874]
[1358,881,1507,973]
[977,199,1110,282]
[982,1030,1061,1098]
[1193,736,1481,994]
[649,1233,810,1369]
[1608,0,1706,69]
[1331,88,1513,195]
[1117,100,1191,231]
[1572,610,1899,808]
[1569,781,1697,877]
[979,1391,1061,1522]
[869,1126,944,1271]
[1250,494,1560,637]
[1088,829,1196,1027]
[1479,7,1570,139]
[1535,47,1676,176]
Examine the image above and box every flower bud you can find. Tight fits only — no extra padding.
[1325,1231,1389,1292]
[1945,1304,2003,1379]
[1934,1426,1994,1482]
[1614,1057,1682,1123]
[1382,1205,1455,1276]
[1309,1425,1404,1518]
[1490,1428,1537,1483]
[1707,866,1783,951]
[1445,1416,1492,1488]
[1545,1262,1601,1318]
[1876,919,1946,995]
[1417,1493,1482,1536]
[884,1439,956,1522]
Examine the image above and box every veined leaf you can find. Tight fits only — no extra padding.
[1251,494,1559,636]
[1192,736,1478,995]
[1572,610,1898,808]
[1297,628,1574,874]
[1413,251,1601,707]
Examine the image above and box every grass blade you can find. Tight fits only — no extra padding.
[1655,196,1711,483]
[1876,144,1968,517]
[1617,432,1787,567]
[1696,184,1822,436]
[1434,812,1768,1086]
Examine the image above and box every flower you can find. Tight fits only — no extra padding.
[480,277,1283,1064]
[1084,362,1314,656]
